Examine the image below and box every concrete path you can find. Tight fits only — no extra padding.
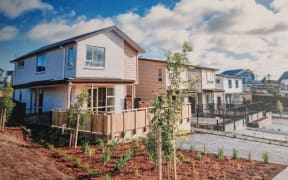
[177,133,288,165]
[273,167,288,180]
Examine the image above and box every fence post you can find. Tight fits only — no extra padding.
[196,106,199,125]
[134,109,137,135]
[216,119,219,131]
[233,109,236,130]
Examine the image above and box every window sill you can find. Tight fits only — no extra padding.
[84,66,105,70]
[36,71,45,75]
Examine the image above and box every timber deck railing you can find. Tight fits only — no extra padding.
[51,104,192,139]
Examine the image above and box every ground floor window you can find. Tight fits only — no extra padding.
[88,87,115,113]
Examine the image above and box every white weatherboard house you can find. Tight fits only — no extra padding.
[216,74,243,104]
[11,26,144,114]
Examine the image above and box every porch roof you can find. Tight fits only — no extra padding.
[13,78,135,89]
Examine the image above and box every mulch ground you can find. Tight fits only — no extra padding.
[1,127,286,179]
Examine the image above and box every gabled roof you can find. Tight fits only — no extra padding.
[10,26,145,63]
[279,71,288,82]
[216,74,244,79]
[221,69,244,76]
[138,57,218,71]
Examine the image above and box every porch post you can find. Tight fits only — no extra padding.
[131,84,136,109]
[35,88,39,114]
[67,81,72,109]
[90,83,94,112]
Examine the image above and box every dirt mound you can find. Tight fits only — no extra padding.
[0,128,72,179]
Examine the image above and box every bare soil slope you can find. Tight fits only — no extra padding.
[0,127,72,180]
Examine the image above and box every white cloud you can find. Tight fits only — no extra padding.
[26,0,288,79]
[0,0,53,18]
[0,26,18,41]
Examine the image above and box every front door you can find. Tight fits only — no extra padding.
[35,89,44,114]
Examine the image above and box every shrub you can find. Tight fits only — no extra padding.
[67,155,73,161]
[218,148,224,161]
[83,164,89,171]
[232,148,238,159]
[75,158,81,167]
[233,133,236,138]
[46,143,55,150]
[88,148,96,158]
[102,150,111,165]
[190,145,194,153]
[196,152,202,161]
[203,144,207,155]
[92,169,97,177]
[114,150,133,173]
[176,151,184,162]
[262,152,269,164]
[103,174,110,180]
[248,150,252,161]
[81,142,89,153]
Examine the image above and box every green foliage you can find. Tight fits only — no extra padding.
[67,155,73,161]
[81,142,89,153]
[190,145,194,153]
[262,152,269,163]
[83,164,89,171]
[248,150,252,161]
[196,152,202,161]
[232,148,238,159]
[66,89,90,128]
[147,42,193,164]
[96,138,106,152]
[0,85,15,119]
[75,158,81,167]
[46,143,54,150]
[114,150,133,173]
[88,148,95,158]
[92,169,97,177]
[203,144,207,155]
[218,148,224,161]
[233,133,236,138]
[103,174,110,180]
[102,149,111,165]
[276,100,283,116]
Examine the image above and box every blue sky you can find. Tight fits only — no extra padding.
[0,0,287,79]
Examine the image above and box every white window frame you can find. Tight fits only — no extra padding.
[157,68,163,82]
[85,45,105,68]
[67,46,75,68]
[16,60,25,69]
[36,54,46,72]
[206,71,214,83]
[88,87,115,114]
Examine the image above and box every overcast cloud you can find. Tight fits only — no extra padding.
[26,0,288,79]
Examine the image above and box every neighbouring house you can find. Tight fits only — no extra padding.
[279,71,288,97]
[136,58,166,103]
[4,70,13,86]
[11,26,144,115]
[215,74,244,105]
[136,58,224,112]
[0,67,4,87]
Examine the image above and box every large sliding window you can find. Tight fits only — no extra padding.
[88,87,114,113]
[86,46,105,68]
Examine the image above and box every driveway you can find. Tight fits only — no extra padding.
[177,133,288,165]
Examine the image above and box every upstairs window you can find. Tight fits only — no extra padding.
[235,80,239,88]
[228,79,232,88]
[36,54,46,72]
[86,46,105,68]
[206,71,214,83]
[158,68,163,82]
[67,47,75,67]
[16,60,24,69]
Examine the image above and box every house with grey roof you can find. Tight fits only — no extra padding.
[10,26,144,114]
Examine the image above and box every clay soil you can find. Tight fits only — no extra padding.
[1,127,286,180]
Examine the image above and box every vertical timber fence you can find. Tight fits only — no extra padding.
[51,104,192,139]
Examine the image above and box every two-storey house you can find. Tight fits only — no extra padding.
[11,26,144,114]
[215,74,243,105]
[136,58,223,112]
